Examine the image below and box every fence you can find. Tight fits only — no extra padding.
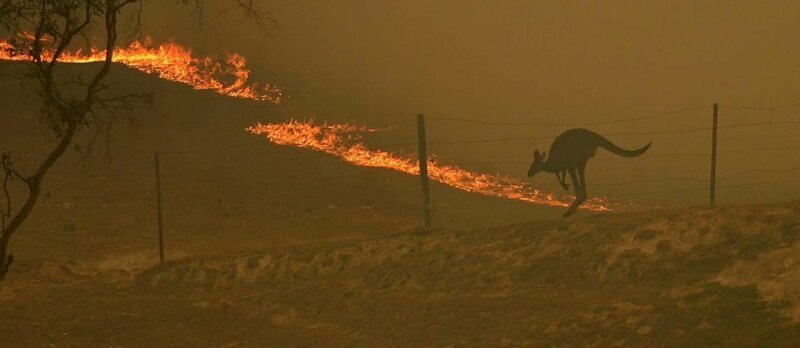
[371,101,800,224]
[4,100,800,259]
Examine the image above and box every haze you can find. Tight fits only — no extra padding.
[136,1,799,117]
[132,0,800,206]
[5,1,800,345]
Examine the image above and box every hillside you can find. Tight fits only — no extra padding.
[2,62,800,346]
[0,63,568,269]
[1,201,800,346]
[5,4,800,345]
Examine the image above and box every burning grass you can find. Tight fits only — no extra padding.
[247,119,617,211]
[0,36,285,103]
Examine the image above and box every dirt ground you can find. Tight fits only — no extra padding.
[3,202,800,347]
[2,70,800,347]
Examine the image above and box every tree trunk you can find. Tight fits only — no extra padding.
[0,120,77,281]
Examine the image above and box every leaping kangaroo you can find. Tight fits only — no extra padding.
[528,128,651,217]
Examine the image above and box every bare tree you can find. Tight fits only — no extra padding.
[0,0,274,281]
[0,0,148,281]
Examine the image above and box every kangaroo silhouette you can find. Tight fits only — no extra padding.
[528,128,651,217]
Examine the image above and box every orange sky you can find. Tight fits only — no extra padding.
[3,1,794,206]
[135,1,800,125]
[119,1,800,206]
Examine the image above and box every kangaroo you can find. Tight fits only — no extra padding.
[528,128,651,217]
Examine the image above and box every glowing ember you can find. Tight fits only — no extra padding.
[0,37,285,103]
[246,119,614,211]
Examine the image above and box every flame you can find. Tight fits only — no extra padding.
[246,119,615,212]
[0,37,285,103]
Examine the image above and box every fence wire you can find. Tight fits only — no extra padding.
[410,101,800,204]
[5,100,800,213]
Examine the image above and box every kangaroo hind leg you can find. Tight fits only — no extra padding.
[578,161,588,203]
[563,166,581,217]
[576,159,588,205]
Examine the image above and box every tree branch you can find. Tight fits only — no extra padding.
[1,154,12,231]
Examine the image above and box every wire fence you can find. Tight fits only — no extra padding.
[5,100,800,262]
[4,100,800,220]
[143,101,800,207]
[10,90,800,271]
[369,101,800,205]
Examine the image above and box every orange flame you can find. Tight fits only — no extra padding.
[0,37,285,103]
[246,119,615,212]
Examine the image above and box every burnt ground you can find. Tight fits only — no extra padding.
[2,69,800,346]
[3,203,800,346]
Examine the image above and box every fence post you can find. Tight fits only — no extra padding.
[154,152,165,263]
[417,114,432,227]
[710,103,719,207]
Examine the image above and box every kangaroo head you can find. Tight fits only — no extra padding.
[527,150,547,177]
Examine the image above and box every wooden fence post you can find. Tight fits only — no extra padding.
[710,103,719,207]
[154,152,165,263]
[417,114,432,227]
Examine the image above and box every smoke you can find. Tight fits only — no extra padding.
[127,1,800,207]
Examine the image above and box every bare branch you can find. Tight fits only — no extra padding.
[181,0,277,33]
[1,153,12,231]
[0,0,265,282]
[235,0,277,33]
[0,0,143,281]
[125,0,145,39]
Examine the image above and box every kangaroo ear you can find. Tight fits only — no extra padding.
[533,150,540,160]
[541,151,547,159]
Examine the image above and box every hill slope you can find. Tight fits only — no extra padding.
[2,202,800,346]
[3,61,799,346]
[0,63,574,290]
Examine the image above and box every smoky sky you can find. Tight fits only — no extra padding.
[136,1,800,123]
[122,1,800,207]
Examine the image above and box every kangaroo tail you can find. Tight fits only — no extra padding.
[597,135,652,158]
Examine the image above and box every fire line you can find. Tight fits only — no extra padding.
[0,37,285,103]
[1,34,616,211]
[247,119,615,212]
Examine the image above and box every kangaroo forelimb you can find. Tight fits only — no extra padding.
[556,171,570,191]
